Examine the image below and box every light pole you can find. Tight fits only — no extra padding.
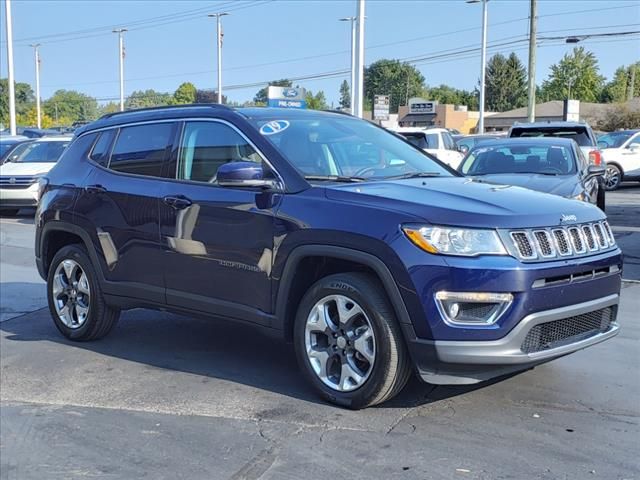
[208,13,229,104]
[112,29,127,111]
[339,17,356,114]
[4,0,17,135]
[30,44,42,128]
[527,0,537,122]
[354,0,365,118]
[467,0,488,134]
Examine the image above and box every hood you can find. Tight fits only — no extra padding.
[0,162,54,177]
[324,177,602,229]
[470,173,578,198]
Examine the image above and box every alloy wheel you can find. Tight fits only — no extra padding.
[604,166,621,190]
[52,259,91,329]
[304,294,376,392]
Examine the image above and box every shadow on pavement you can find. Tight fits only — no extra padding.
[0,288,508,409]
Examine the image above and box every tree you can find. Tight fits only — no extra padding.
[339,80,351,110]
[173,82,197,104]
[97,102,120,117]
[254,79,292,105]
[305,90,328,110]
[16,106,56,128]
[539,47,605,102]
[364,60,425,113]
[596,104,640,131]
[43,89,98,123]
[125,89,173,109]
[601,63,640,103]
[194,89,227,104]
[485,52,527,112]
[425,84,478,110]
[0,79,35,125]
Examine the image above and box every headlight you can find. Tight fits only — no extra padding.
[571,192,587,202]
[402,224,507,256]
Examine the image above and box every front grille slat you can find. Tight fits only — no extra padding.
[0,176,38,186]
[521,307,615,354]
[508,221,616,262]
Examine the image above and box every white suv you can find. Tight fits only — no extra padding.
[393,127,464,168]
[598,130,640,190]
[0,135,71,215]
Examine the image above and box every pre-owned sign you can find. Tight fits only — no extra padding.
[267,86,307,109]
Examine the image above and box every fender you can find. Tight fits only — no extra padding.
[274,245,413,331]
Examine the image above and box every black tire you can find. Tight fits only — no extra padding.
[47,244,120,341]
[294,273,412,409]
[604,164,622,191]
[596,182,606,212]
[0,209,19,216]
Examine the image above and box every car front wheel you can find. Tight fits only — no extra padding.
[294,273,411,409]
[47,244,120,341]
[604,164,622,191]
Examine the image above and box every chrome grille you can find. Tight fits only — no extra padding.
[507,221,616,262]
[0,176,38,189]
[521,307,615,354]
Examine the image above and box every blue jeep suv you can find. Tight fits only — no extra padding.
[35,105,622,408]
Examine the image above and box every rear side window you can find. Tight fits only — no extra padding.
[109,123,175,177]
[57,134,97,164]
[90,130,116,167]
[177,121,263,183]
[442,132,456,150]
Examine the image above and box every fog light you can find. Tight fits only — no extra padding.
[435,291,513,326]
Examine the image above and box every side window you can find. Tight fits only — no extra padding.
[177,121,264,183]
[442,132,456,150]
[57,133,97,164]
[90,130,116,167]
[425,133,439,149]
[109,123,175,177]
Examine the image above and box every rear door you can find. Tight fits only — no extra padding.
[74,122,178,303]
[157,119,278,325]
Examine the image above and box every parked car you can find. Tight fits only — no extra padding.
[393,127,464,168]
[0,136,72,215]
[35,105,621,409]
[508,121,602,165]
[20,128,62,138]
[453,133,506,154]
[458,138,606,210]
[596,129,640,190]
[0,135,31,164]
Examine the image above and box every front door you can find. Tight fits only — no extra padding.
[158,120,278,325]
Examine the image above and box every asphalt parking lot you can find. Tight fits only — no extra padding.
[1,186,639,480]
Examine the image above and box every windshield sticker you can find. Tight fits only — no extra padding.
[260,120,290,136]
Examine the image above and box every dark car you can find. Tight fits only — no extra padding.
[458,138,606,210]
[453,133,505,154]
[35,105,621,409]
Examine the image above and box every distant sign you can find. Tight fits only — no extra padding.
[374,94,390,120]
[564,99,580,122]
[267,86,307,109]
[409,98,437,114]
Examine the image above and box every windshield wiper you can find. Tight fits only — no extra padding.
[385,172,442,180]
[304,175,366,183]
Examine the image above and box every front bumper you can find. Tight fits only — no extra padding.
[404,294,619,385]
[0,185,39,207]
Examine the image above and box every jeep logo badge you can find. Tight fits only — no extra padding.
[560,214,577,223]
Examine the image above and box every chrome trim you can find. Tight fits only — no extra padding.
[433,294,619,365]
[434,291,513,327]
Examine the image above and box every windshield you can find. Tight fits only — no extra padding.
[460,143,577,176]
[511,127,593,147]
[11,140,70,163]
[597,131,636,149]
[249,115,453,180]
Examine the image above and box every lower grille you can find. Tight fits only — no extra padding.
[521,307,615,354]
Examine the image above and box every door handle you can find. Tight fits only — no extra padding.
[84,184,106,194]
[163,195,193,210]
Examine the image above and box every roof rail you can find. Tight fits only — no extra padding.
[98,103,233,120]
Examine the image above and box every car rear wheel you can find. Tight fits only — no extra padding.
[604,164,622,191]
[47,244,120,341]
[294,273,411,409]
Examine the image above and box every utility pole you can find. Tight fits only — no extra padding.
[4,0,17,135]
[208,13,229,104]
[30,44,42,128]
[466,0,488,133]
[112,29,127,111]
[339,17,356,114]
[526,0,537,122]
[354,0,365,118]
[629,66,636,101]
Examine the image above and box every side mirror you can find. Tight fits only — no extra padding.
[587,164,605,177]
[458,144,469,155]
[217,161,279,189]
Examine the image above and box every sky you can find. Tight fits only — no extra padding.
[1,0,639,107]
